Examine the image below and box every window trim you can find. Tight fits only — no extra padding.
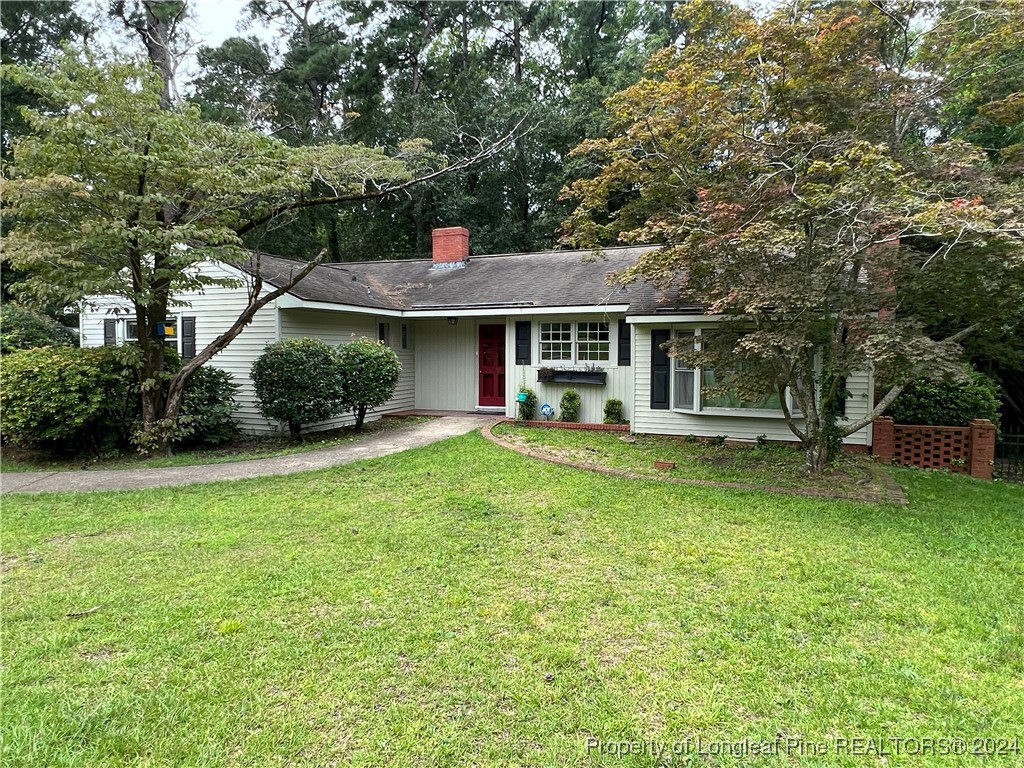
[537,320,614,366]
[124,317,180,351]
[668,326,799,416]
[539,321,573,363]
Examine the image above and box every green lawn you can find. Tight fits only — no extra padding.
[0,416,433,472]
[494,423,891,497]
[2,433,1022,767]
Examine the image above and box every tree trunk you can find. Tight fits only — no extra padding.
[141,1,180,109]
[803,435,832,475]
[155,251,328,452]
[355,405,367,431]
[801,414,838,474]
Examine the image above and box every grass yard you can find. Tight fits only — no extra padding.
[2,432,1022,767]
[494,423,889,496]
[0,416,433,473]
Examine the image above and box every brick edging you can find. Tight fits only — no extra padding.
[512,420,630,432]
[482,420,907,506]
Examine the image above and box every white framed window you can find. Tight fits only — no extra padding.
[700,367,783,410]
[669,327,790,414]
[400,323,412,350]
[540,322,572,362]
[539,321,616,364]
[125,318,178,347]
[378,321,391,346]
[672,330,697,410]
[576,322,610,361]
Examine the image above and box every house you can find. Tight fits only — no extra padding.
[79,227,875,448]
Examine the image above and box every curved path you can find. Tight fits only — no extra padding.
[481,421,906,505]
[1,416,492,495]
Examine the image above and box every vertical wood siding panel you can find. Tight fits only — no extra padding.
[414,318,485,410]
[508,314,634,423]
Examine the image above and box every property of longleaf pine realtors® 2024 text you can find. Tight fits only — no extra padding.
[584,735,1022,759]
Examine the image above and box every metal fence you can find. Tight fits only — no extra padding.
[995,428,1024,483]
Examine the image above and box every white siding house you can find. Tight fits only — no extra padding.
[630,322,872,448]
[79,228,876,446]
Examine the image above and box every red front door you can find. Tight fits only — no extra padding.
[478,324,506,407]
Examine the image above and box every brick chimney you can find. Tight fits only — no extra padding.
[431,226,469,269]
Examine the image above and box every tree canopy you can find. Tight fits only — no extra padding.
[563,0,1024,471]
[191,0,676,259]
[1,51,411,445]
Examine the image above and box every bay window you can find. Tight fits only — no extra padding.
[672,331,696,410]
[700,368,783,410]
[669,327,792,413]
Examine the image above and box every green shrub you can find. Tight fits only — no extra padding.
[517,387,539,420]
[0,346,136,453]
[603,398,625,424]
[0,303,77,353]
[252,338,346,440]
[559,389,581,422]
[337,339,401,430]
[887,365,1000,427]
[179,366,240,447]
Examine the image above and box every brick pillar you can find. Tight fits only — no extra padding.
[873,416,895,463]
[968,419,996,480]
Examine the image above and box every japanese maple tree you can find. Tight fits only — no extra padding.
[563,0,1024,472]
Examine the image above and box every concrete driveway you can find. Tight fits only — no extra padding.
[1,416,491,495]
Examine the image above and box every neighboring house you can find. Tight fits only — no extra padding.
[80,227,875,447]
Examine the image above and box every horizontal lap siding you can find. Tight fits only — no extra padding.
[279,309,415,432]
[633,326,873,445]
[505,314,633,422]
[838,368,873,445]
[79,263,279,433]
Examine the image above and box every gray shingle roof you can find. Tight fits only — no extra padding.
[245,246,691,315]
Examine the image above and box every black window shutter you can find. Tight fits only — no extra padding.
[515,321,531,365]
[103,319,117,347]
[650,329,671,410]
[617,319,631,366]
[181,316,196,360]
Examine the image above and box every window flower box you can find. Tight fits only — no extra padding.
[537,367,607,385]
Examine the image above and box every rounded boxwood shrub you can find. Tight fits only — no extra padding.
[337,339,401,430]
[0,345,136,453]
[178,366,241,447]
[0,303,77,354]
[252,338,346,440]
[559,388,581,422]
[603,398,625,424]
[886,365,1000,427]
